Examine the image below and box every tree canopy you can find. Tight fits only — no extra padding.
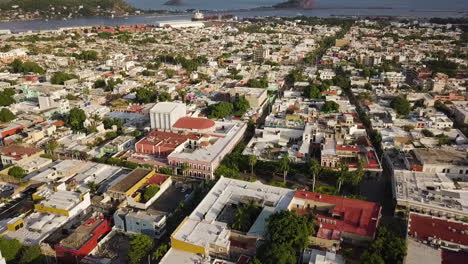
[0,88,16,107]
[10,59,45,74]
[232,201,262,232]
[0,108,16,122]
[360,227,407,264]
[390,96,411,116]
[233,96,251,117]
[19,245,44,264]
[51,72,78,85]
[128,234,153,264]
[135,87,157,104]
[8,166,26,179]
[258,210,315,264]
[207,102,234,119]
[0,237,23,261]
[143,184,160,202]
[67,107,87,132]
[247,76,269,88]
[73,50,98,61]
[321,101,340,112]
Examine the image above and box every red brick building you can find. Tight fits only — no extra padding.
[54,217,112,264]
[135,130,201,157]
[289,190,382,246]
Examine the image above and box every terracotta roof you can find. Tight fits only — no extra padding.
[146,174,169,185]
[442,249,468,264]
[336,145,359,152]
[293,190,381,238]
[0,145,41,160]
[409,214,468,246]
[136,130,201,153]
[173,117,215,130]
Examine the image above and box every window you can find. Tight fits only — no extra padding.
[136,222,140,225]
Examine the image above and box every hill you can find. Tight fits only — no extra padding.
[0,0,135,20]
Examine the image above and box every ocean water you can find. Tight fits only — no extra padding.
[125,0,468,11]
[0,0,467,32]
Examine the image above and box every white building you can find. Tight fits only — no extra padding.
[302,249,345,264]
[149,102,186,130]
[38,95,70,113]
[156,20,205,28]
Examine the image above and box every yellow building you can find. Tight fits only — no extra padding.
[107,168,156,201]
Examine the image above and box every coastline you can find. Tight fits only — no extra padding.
[0,6,466,32]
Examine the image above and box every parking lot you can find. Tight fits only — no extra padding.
[150,183,193,213]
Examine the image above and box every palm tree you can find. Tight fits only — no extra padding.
[232,205,249,232]
[265,145,273,160]
[46,140,59,155]
[180,163,189,176]
[279,153,290,184]
[351,160,365,187]
[248,155,257,177]
[337,163,349,194]
[308,158,321,192]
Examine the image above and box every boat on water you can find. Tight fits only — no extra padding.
[191,11,234,21]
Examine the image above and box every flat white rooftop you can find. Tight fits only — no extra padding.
[150,102,186,113]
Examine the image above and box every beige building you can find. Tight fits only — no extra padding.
[229,87,268,109]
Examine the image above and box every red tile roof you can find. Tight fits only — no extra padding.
[0,145,41,160]
[293,190,381,238]
[408,214,468,246]
[442,249,468,264]
[173,117,215,130]
[136,130,201,155]
[336,145,359,152]
[146,174,169,185]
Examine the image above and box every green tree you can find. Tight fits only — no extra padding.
[128,234,153,264]
[337,163,349,193]
[9,59,44,74]
[8,166,26,179]
[360,227,407,264]
[0,108,16,122]
[68,107,87,132]
[51,72,78,85]
[305,85,321,99]
[390,96,411,116]
[247,76,268,88]
[143,184,160,202]
[321,101,340,112]
[0,237,23,261]
[248,155,257,176]
[94,79,106,88]
[259,243,296,264]
[232,201,261,232]
[233,96,251,117]
[351,160,365,186]
[308,158,321,192]
[74,50,98,61]
[135,87,157,104]
[250,257,263,264]
[45,140,59,155]
[158,91,171,102]
[214,164,240,179]
[207,102,234,119]
[279,153,290,184]
[19,245,43,264]
[152,244,168,261]
[259,210,315,264]
[0,92,15,106]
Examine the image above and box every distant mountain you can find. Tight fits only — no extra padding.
[274,0,316,9]
[0,0,135,18]
[164,0,183,6]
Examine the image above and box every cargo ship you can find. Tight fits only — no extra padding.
[192,11,234,21]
